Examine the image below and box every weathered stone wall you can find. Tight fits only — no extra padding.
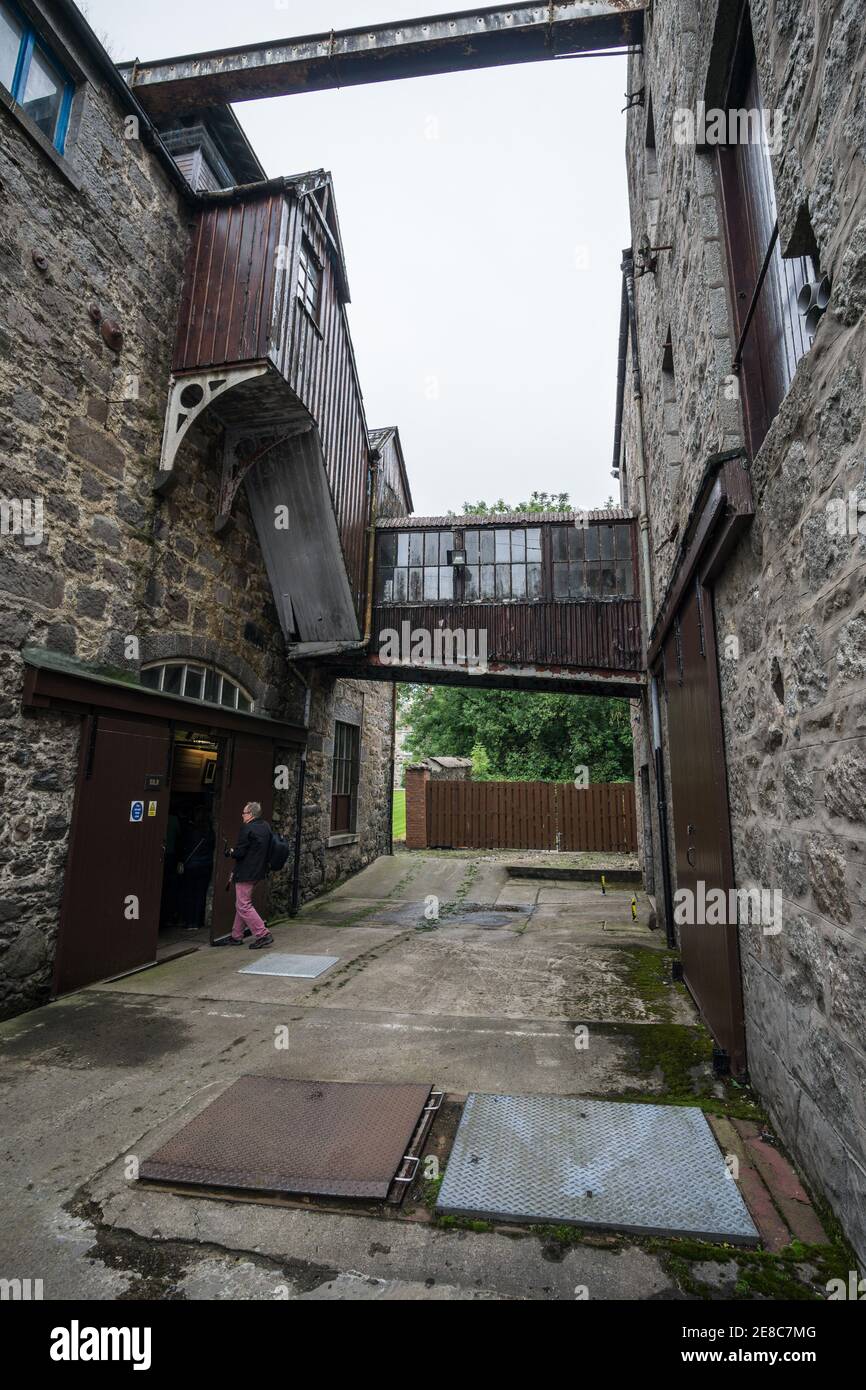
[0,9,394,1014]
[621,0,866,1261]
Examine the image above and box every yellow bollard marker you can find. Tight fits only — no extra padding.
[631,895,638,920]
[601,874,606,896]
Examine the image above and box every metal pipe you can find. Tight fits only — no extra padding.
[288,677,312,917]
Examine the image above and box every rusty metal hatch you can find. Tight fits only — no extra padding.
[138,1077,433,1199]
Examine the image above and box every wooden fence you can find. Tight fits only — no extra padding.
[425,780,637,853]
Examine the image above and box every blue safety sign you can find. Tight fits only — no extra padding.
[130,800,144,823]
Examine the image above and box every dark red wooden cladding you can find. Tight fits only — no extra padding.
[373,599,642,672]
[426,780,637,852]
[171,188,371,618]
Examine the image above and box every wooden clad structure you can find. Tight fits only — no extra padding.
[426,780,637,852]
[171,174,372,622]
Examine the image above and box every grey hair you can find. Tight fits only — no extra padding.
[245,801,262,817]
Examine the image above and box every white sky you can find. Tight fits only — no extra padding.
[80,1,630,516]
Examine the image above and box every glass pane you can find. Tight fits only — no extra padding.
[396,533,409,566]
[601,564,617,594]
[599,526,614,560]
[495,563,510,598]
[237,692,251,713]
[423,567,439,600]
[140,666,160,690]
[376,566,393,603]
[393,567,408,602]
[586,564,602,596]
[526,528,542,560]
[22,45,64,143]
[438,566,453,600]
[494,529,511,561]
[204,669,218,702]
[464,530,479,564]
[0,6,23,92]
[552,527,568,561]
[463,565,479,600]
[378,532,397,566]
[572,562,588,597]
[568,526,585,560]
[480,564,495,598]
[527,562,543,599]
[614,524,631,560]
[408,566,423,601]
[408,533,423,566]
[553,562,570,599]
[511,530,526,561]
[163,664,183,695]
[480,531,495,563]
[184,666,204,699]
[221,678,237,708]
[439,531,453,564]
[616,560,634,596]
[424,532,439,567]
[584,527,599,560]
[511,563,526,598]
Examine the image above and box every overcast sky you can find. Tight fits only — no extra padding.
[80,1,631,516]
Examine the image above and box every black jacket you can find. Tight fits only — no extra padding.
[231,818,271,883]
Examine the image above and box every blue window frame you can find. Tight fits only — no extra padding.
[0,1,73,153]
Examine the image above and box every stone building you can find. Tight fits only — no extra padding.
[0,0,405,1017]
[617,0,866,1261]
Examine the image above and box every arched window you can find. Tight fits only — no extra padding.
[140,661,253,712]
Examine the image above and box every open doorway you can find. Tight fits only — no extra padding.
[160,730,220,948]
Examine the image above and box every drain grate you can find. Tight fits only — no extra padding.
[436,1093,759,1243]
[239,953,338,978]
[139,1077,433,1198]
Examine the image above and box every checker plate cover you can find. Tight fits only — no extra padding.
[139,1077,433,1198]
[239,953,338,978]
[436,1093,759,1243]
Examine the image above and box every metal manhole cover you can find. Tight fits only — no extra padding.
[239,953,339,978]
[139,1077,433,1198]
[436,1094,759,1244]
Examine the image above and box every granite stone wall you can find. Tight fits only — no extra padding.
[0,7,394,1016]
[621,0,866,1262]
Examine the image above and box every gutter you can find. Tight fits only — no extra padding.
[54,0,195,203]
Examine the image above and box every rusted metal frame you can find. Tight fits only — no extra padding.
[122,4,645,112]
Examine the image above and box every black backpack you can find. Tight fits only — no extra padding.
[267,830,291,873]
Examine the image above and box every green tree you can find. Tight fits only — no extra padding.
[401,686,633,784]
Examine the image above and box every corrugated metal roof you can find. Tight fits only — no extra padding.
[376,509,634,528]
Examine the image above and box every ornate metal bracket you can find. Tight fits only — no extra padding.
[215,420,314,533]
[154,365,269,493]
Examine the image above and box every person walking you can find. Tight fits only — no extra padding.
[225,801,273,949]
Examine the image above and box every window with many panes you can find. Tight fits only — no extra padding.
[298,235,322,320]
[376,530,455,603]
[463,527,542,601]
[552,523,634,599]
[140,662,253,712]
[331,721,360,834]
[0,1,73,153]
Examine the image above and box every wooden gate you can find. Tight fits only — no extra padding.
[426,780,636,853]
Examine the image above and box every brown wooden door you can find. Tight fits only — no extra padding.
[662,580,746,1074]
[55,715,171,995]
[212,733,276,941]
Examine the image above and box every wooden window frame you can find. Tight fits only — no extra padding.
[330,720,360,834]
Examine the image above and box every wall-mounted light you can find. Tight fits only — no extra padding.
[450,550,467,567]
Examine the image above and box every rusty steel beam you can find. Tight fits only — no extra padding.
[120,2,644,114]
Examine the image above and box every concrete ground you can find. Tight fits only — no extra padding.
[0,852,844,1301]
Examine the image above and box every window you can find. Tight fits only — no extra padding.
[463,527,542,601]
[376,529,454,603]
[331,721,360,834]
[717,10,814,455]
[0,2,73,153]
[140,662,253,712]
[552,524,635,599]
[298,236,322,321]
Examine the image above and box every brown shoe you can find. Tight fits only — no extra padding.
[249,932,274,950]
